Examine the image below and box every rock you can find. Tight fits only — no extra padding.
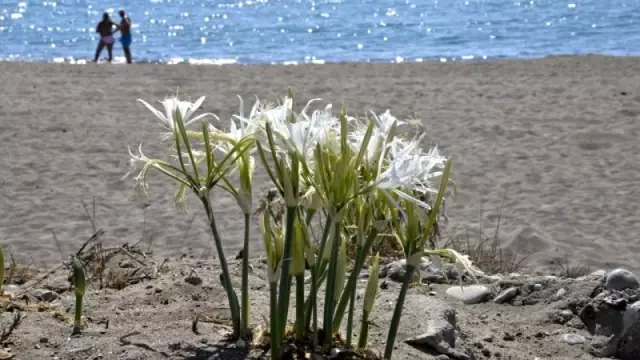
[551,310,574,325]
[435,355,450,360]
[421,261,471,284]
[579,291,629,337]
[555,288,567,299]
[594,300,640,359]
[605,269,640,291]
[493,287,518,304]
[561,333,585,345]
[30,289,59,302]
[533,283,543,291]
[616,300,640,359]
[405,307,473,360]
[379,259,420,282]
[446,285,491,305]
[0,351,12,359]
[3,285,19,297]
[41,276,69,294]
[184,276,203,286]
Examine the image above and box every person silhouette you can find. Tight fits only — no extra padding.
[93,12,116,63]
[118,9,133,64]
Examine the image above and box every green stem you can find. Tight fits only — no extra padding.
[357,310,369,350]
[346,281,356,348]
[201,195,241,339]
[277,206,297,340]
[295,274,305,340]
[323,220,342,348]
[73,294,83,335]
[311,268,318,348]
[241,213,251,336]
[270,281,279,360]
[332,229,378,333]
[384,264,416,360]
[304,217,333,328]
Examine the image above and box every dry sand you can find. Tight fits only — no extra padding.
[1,55,639,272]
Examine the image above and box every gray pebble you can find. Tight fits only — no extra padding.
[493,287,518,304]
[533,283,543,291]
[561,333,585,345]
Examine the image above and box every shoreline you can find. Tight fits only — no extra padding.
[2,53,640,67]
[1,54,639,274]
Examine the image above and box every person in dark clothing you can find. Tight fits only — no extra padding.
[94,12,117,63]
[118,9,133,64]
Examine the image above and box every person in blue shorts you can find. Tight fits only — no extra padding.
[117,9,133,64]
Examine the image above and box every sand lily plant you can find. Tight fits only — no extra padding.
[126,91,478,359]
[127,96,254,340]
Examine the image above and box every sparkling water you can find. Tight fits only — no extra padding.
[1,0,639,64]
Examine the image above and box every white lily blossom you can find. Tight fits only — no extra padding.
[137,96,212,136]
[372,109,404,135]
[122,144,156,198]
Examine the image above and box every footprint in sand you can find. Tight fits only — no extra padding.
[572,131,629,151]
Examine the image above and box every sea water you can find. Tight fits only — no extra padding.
[1,0,639,64]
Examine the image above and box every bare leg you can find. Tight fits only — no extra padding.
[123,46,132,64]
[94,42,105,62]
[106,43,113,63]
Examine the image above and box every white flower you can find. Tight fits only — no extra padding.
[371,136,446,209]
[122,144,153,197]
[349,109,404,166]
[137,96,212,135]
[246,97,339,161]
[372,109,404,135]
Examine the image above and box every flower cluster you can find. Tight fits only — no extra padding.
[124,92,476,360]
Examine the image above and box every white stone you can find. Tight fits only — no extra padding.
[446,285,490,304]
[561,333,585,345]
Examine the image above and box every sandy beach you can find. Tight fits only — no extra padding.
[1,55,639,273]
